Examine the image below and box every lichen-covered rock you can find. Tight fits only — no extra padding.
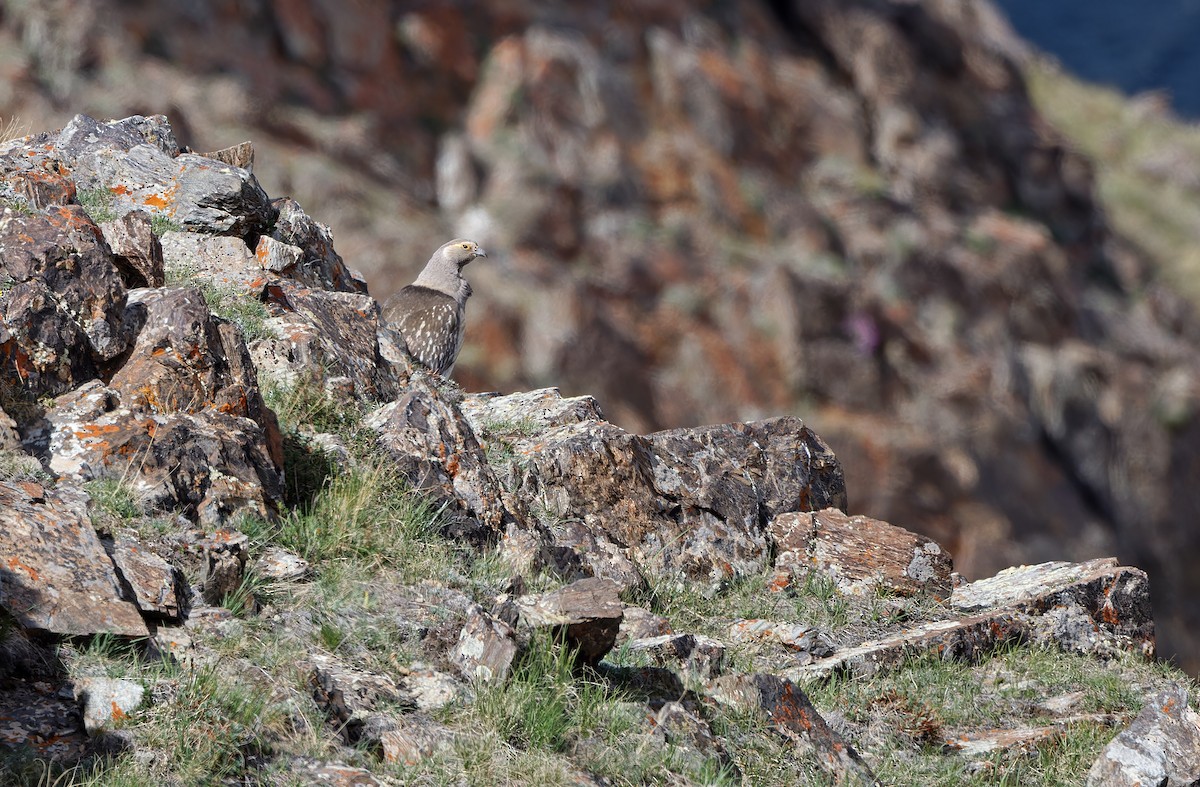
[73,676,144,735]
[112,287,269,423]
[0,480,147,637]
[367,377,522,543]
[770,508,954,599]
[255,279,399,400]
[52,114,179,163]
[499,410,846,586]
[625,633,727,680]
[267,198,366,293]
[0,205,130,396]
[792,558,1155,681]
[71,142,274,236]
[1086,684,1200,787]
[159,232,263,290]
[106,537,182,619]
[98,210,165,288]
[46,398,281,525]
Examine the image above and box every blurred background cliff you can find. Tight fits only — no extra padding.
[3,0,1200,673]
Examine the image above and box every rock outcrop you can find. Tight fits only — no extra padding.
[0,98,1195,786]
[1,0,1196,677]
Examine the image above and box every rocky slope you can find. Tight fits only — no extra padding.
[0,113,1197,786]
[2,0,1199,676]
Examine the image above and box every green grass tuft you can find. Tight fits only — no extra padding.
[77,187,118,224]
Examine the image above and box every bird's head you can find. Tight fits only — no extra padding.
[440,239,487,269]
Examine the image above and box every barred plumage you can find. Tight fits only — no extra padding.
[383,239,485,377]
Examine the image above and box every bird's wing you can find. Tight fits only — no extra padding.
[384,286,462,374]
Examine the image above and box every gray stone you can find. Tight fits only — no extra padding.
[159,232,262,291]
[791,559,1155,681]
[496,412,846,587]
[73,676,144,734]
[377,715,457,766]
[53,114,179,164]
[255,280,399,401]
[268,197,366,293]
[453,604,520,683]
[108,538,181,619]
[97,210,165,288]
[461,387,606,432]
[307,654,416,746]
[1086,684,1200,787]
[257,546,310,582]
[625,633,727,680]
[72,143,274,236]
[367,378,522,544]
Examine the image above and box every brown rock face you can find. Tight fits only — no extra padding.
[0,206,130,396]
[0,481,147,637]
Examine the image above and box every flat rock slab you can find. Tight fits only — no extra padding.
[708,672,878,786]
[1086,684,1200,787]
[0,481,147,637]
[461,387,606,431]
[516,577,623,665]
[107,538,181,619]
[625,633,727,680]
[789,558,1154,681]
[770,508,953,598]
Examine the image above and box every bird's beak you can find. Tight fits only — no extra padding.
[476,247,487,258]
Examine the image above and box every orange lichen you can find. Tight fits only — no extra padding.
[6,556,40,582]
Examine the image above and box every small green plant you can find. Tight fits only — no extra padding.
[200,282,275,342]
[150,213,182,236]
[275,461,447,576]
[85,476,143,527]
[77,187,118,224]
[472,632,618,752]
[0,450,49,483]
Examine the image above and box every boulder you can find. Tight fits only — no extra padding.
[0,480,147,637]
[770,508,954,599]
[515,577,624,665]
[71,143,274,236]
[1087,684,1200,787]
[473,386,847,587]
[367,378,521,544]
[73,676,144,734]
[0,205,130,396]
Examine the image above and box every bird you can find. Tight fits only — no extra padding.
[383,238,486,377]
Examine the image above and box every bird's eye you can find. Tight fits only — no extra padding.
[461,242,470,249]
